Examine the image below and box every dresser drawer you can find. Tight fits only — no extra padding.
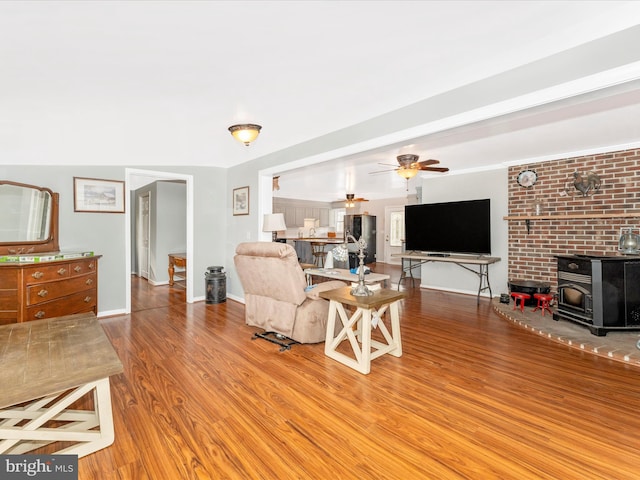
[69,259,98,277]
[172,257,186,268]
[25,290,97,321]
[24,264,71,284]
[26,273,97,306]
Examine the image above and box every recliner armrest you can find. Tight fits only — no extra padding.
[305,281,347,300]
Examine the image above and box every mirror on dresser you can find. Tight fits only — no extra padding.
[0,180,60,255]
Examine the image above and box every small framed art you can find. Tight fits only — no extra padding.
[233,186,250,216]
[74,177,126,213]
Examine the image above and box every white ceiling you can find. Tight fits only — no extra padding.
[275,80,640,201]
[2,1,640,201]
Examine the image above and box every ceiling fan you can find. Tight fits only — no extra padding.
[339,193,369,208]
[370,154,449,189]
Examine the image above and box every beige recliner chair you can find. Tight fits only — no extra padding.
[234,242,346,344]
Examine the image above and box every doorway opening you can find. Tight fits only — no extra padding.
[384,206,404,265]
[124,168,194,314]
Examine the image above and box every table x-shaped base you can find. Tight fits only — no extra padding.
[325,297,402,374]
[0,377,115,457]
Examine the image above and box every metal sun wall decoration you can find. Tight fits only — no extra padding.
[564,171,601,197]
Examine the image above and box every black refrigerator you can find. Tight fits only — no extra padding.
[344,214,376,264]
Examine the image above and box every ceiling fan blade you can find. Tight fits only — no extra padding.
[417,159,440,167]
[377,162,399,167]
[419,167,449,172]
[369,168,397,174]
[354,198,369,202]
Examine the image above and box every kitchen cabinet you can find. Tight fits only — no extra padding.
[273,200,330,228]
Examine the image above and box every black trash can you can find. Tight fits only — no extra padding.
[205,266,226,304]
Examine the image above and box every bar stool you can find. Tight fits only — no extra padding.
[510,292,530,312]
[532,293,554,316]
[310,242,327,267]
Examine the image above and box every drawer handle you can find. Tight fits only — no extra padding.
[57,268,67,275]
[34,311,45,319]
[89,262,95,270]
[32,271,44,279]
[85,278,94,285]
[74,265,82,272]
[84,296,92,303]
[37,289,48,297]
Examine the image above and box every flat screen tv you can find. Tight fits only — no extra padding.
[404,199,491,255]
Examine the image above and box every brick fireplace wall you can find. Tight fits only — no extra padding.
[508,148,640,291]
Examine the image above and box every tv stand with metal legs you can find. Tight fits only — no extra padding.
[392,252,501,303]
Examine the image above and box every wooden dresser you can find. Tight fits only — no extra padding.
[0,256,100,325]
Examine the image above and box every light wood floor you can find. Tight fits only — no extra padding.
[79,268,640,479]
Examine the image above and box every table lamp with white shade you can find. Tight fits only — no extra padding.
[262,213,287,242]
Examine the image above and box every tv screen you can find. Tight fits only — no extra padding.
[404,199,491,255]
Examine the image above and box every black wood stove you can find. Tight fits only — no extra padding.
[555,254,640,336]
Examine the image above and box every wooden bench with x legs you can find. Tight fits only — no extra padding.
[0,312,123,457]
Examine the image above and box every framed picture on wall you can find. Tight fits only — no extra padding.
[233,186,249,216]
[74,177,125,213]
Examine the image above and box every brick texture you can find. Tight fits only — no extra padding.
[508,148,640,291]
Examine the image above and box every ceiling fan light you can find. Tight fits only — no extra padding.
[345,193,354,208]
[397,154,419,167]
[397,167,418,179]
[229,124,262,146]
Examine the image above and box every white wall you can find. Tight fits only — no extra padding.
[419,169,509,297]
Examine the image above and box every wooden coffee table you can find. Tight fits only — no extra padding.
[319,287,406,374]
[0,312,123,457]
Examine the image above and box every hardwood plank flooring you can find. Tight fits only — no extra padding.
[77,269,640,479]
